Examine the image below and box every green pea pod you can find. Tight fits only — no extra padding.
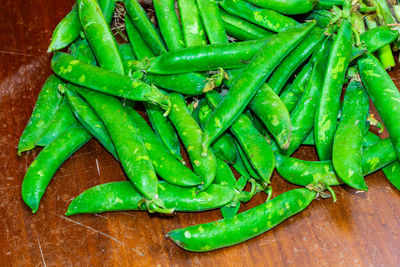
[153,0,185,51]
[22,124,91,213]
[124,0,167,55]
[220,9,273,41]
[125,15,155,60]
[276,138,398,187]
[167,188,316,252]
[141,37,273,74]
[235,140,260,180]
[18,75,64,155]
[206,91,274,183]
[178,0,208,47]
[306,10,333,28]
[196,0,228,44]
[51,52,170,111]
[232,151,250,179]
[126,106,202,187]
[77,0,124,75]
[168,93,217,190]
[202,22,316,151]
[284,38,332,156]
[358,53,400,163]
[145,72,209,96]
[77,88,170,213]
[246,0,316,15]
[360,26,399,53]
[315,19,352,160]
[198,103,237,165]
[48,5,81,52]
[219,0,299,32]
[315,0,344,9]
[66,181,234,215]
[98,0,116,25]
[383,162,400,191]
[280,62,312,113]
[267,27,325,94]
[69,39,97,65]
[302,130,314,146]
[64,87,119,160]
[36,97,78,146]
[118,43,136,61]
[332,80,369,191]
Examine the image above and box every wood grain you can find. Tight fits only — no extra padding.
[0,1,399,266]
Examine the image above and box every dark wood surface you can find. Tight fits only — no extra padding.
[1,1,400,266]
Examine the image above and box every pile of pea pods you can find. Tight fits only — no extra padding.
[18,0,400,252]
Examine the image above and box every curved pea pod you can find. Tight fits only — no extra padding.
[360,26,399,53]
[383,162,400,191]
[36,97,78,147]
[51,52,170,111]
[202,22,316,151]
[145,72,209,96]
[48,5,81,52]
[126,106,202,187]
[332,80,369,191]
[98,0,116,25]
[168,93,217,191]
[125,15,155,60]
[18,75,64,155]
[178,0,208,47]
[124,0,167,55]
[246,0,316,15]
[220,9,273,41]
[64,86,118,160]
[362,138,398,175]
[167,188,316,252]
[198,103,237,165]
[219,0,298,32]
[140,37,272,74]
[196,0,228,44]
[66,181,235,216]
[153,0,185,51]
[358,53,400,163]
[249,83,291,150]
[78,0,124,75]
[280,62,312,113]
[22,124,91,213]
[144,103,183,162]
[267,27,325,94]
[315,19,352,160]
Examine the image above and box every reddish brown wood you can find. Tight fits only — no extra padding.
[1,1,400,266]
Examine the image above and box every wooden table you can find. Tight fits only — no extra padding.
[1,1,400,266]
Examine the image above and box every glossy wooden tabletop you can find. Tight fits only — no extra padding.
[1,1,400,266]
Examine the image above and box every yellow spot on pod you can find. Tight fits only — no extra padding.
[194,160,201,166]
[184,231,191,238]
[297,199,303,206]
[187,145,194,151]
[145,143,152,150]
[198,226,204,233]
[79,75,86,83]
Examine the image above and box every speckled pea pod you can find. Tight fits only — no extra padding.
[77,88,170,213]
[360,26,399,53]
[383,162,400,191]
[196,0,228,44]
[167,188,316,252]
[358,53,400,163]
[280,62,312,113]
[178,0,208,47]
[77,0,124,75]
[125,15,155,60]
[267,27,325,94]
[48,5,81,52]
[246,0,317,15]
[141,37,273,74]
[220,9,273,41]
[202,22,316,151]
[66,181,235,216]
[17,75,64,155]
[69,38,97,65]
[198,103,237,165]
[153,0,185,51]
[362,138,398,175]
[219,0,298,32]
[124,0,167,55]
[64,87,118,160]
[206,91,274,183]
[36,97,78,146]
[22,124,91,213]
[168,93,217,190]
[284,38,331,156]
[126,106,202,187]
[51,53,170,111]
[314,19,352,160]
[332,80,369,191]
